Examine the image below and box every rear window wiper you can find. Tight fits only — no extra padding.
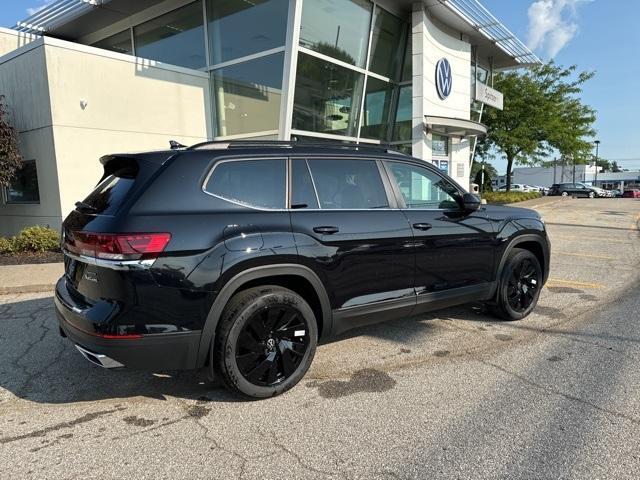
[75,201,98,212]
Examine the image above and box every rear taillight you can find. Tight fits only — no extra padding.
[64,231,171,261]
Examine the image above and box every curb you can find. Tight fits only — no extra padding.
[0,284,56,295]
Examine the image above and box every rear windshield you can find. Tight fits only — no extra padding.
[81,168,137,215]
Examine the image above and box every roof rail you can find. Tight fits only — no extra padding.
[187,139,410,156]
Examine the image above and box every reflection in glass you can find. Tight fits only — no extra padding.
[212,53,284,137]
[299,0,372,68]
[207,0,288,65]
[401,31,412,81]
[205,159,286,209]
[369,7,404,79]
[388,162,459,210]
[134,2,205,70]
[92,30,132,55]
[392,85,412,142]
[360,77,393,140]
[293,52,364,137]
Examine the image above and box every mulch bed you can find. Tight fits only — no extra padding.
[0,250,63,266]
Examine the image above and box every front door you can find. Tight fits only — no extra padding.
[384,160,495,299]
[289,157,415,333]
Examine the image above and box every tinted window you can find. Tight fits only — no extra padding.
[134,2,206,70]
[307,159,388,209]
[92,30,132,55]
[205,159,285,209]
[360,77,393,140]
[5,160,40,203]
[82,168,136,215]
[369,7,404,79]
[291,159,319,209]
[388,162,460,210]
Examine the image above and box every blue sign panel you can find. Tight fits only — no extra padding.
[435,58,453,100]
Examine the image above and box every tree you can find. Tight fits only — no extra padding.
[0,95,22,187]
[470,160,497,192]
[476,63,596,191]
[611,161,622,173]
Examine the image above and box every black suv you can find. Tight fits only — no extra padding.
[548,183,601,198]
[55,141,550,398]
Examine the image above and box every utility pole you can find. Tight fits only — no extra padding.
[553,157,557,184]
[480,161,485,196]
[572,157,576,184]
[594,140,601,186]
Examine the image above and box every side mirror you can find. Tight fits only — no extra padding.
[461,192,481,213]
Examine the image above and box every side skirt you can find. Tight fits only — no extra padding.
[331,282,496,337]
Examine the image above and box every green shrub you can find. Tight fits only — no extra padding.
[483,191,541,204]
[0,236,14,254]
[12,226,60,253]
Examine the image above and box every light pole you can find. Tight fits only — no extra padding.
[594,140,601,187]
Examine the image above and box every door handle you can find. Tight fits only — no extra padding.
[313,226,339,235]
[413,223,433,231]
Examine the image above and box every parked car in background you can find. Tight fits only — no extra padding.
[498,184,532,193]
[548,183,604,198]
[623,189,640,198]
[54,141,551,398]
[610,189,623,197]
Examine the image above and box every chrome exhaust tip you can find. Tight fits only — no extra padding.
[75,344,124,369]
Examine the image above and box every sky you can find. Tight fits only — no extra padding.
[2,1,639,174]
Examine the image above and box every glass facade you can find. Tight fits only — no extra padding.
[91,30,132,55]
[89,0,412,144]
[207,0,288,65]
[212,53,284,137]
[299,0,372,68]
[134,2,206,70]
[293,52,364,137]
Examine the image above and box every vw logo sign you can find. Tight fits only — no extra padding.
[435,58,453,100]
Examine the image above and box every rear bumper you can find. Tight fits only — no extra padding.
[55,277,201,370]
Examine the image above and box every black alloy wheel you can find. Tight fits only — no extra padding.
[491,248,543,321]
[214,286,317,398]
[506,257,540,313]
[235,305,310,386]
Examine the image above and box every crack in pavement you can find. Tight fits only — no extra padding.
[480,360,640,426]
[0,407,125,445]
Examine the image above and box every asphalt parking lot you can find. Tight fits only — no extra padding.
[1,197,639,479]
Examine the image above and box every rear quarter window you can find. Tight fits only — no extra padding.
[204,159,286,209]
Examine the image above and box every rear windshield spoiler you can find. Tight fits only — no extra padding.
[99,152,175,181]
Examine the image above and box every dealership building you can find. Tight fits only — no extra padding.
[0,0,538,235]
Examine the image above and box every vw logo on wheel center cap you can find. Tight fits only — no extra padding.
[266,338,276,350]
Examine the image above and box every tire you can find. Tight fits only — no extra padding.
[561,191,568,197]
[588,191,595,198]
[491,248,543,321]
[213,286,317,399]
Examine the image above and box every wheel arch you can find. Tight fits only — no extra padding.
[495,234,550,295]
[196,264,331,368]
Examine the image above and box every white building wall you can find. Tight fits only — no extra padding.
[0,37,211,236]
[411,3,472,190]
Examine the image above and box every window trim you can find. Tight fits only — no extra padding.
[3,159,41,205]
[382,159,464,212]
[201,156,289,211]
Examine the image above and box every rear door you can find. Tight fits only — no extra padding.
[384,160,495,297]
[289,157,415,329]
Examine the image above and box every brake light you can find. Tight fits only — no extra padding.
[65,231,171,260]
